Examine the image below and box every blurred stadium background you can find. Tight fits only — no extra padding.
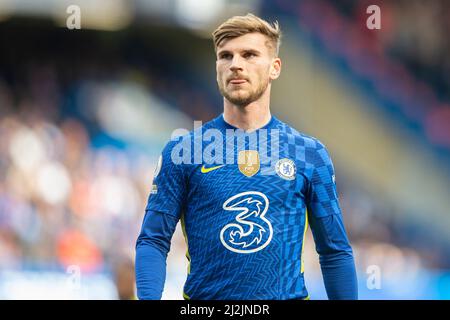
[0,0,449,299]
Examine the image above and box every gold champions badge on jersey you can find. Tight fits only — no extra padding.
[238,150,260,177]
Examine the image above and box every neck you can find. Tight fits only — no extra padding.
[223,87,272,131]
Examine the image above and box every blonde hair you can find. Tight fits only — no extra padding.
[212,13,282,56]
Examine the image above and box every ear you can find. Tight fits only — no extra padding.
[270,57,282,80]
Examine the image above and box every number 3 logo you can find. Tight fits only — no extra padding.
[220,191,273,254]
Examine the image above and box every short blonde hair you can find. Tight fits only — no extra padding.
[212,13,282,56]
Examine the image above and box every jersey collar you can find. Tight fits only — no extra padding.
[214,113,278,131]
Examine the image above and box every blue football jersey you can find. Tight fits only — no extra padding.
[145,114,343,300]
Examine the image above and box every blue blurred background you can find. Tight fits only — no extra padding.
[0,0,449,299]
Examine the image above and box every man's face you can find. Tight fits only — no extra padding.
[216,32,281,107]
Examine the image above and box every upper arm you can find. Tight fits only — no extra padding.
[145,140,187,219]
[305,140,352,255]
[137,140,187,252]
[306,141,340,219]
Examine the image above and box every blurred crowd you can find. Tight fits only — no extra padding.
[0,80,145,299]
[342,0,450,102]
[335,0,450,148]
[272,0,450,150]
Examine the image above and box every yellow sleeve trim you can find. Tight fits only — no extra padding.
[180,212,191,274]
[301,209,309,274]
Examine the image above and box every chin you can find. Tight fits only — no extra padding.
[229,90,249,99]
[230,96,251,106]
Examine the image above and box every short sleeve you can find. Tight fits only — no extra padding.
[145,140,187,219]
[306,141,341,219]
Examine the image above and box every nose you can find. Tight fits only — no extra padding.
[229,55,243,72]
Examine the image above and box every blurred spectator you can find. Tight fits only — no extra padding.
[112,255,136,300]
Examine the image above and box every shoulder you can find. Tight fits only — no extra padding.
[160,117,218,164]
[276,118,333,170]
[277,118,328,151]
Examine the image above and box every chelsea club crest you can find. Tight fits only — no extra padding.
[275,158,296,180]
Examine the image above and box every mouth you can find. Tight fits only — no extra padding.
[229,79,247,85]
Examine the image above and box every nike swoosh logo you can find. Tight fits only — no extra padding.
[201,164,225,173]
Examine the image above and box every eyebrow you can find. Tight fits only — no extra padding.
[217,48,262,56]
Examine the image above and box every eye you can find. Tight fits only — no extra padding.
[219,53,232,60]
[244,52,256,59]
